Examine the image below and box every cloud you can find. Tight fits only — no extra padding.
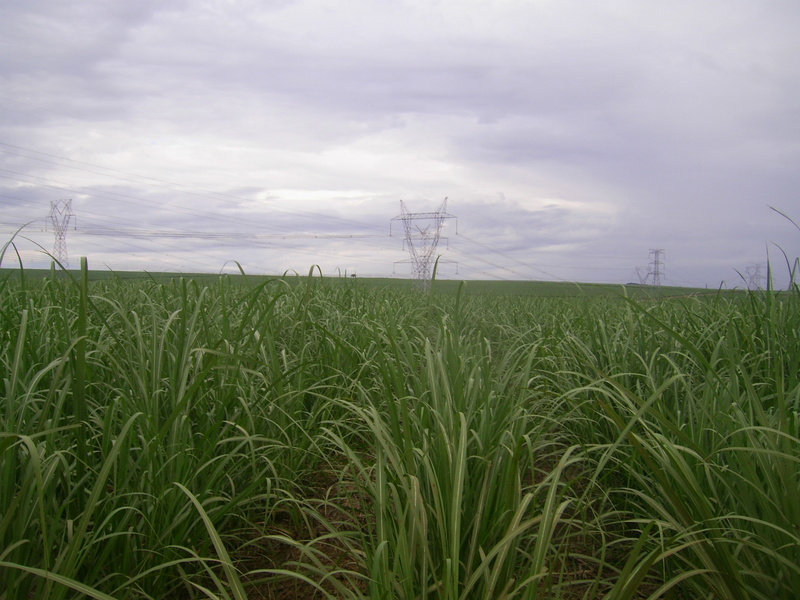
[1,0,799,286]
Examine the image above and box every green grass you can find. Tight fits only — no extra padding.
[0,261,797,599]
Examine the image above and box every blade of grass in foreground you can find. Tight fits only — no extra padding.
[0,562,117,600]
[175,483,248,600]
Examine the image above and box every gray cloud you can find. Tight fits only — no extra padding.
[1,0,799,286]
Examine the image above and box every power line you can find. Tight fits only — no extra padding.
[456,232,572,281]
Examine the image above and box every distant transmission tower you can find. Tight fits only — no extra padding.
[746,263,765,290]
[391,198,457,291]
[648,249,665,287]
[48,199,75,268]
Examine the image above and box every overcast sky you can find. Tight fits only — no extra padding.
[1,0,798,288]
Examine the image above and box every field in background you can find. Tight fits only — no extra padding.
[2,267,725,298]
[1,265,797,599]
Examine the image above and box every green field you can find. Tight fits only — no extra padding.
[1,267,729,298]
[1,265,797,599]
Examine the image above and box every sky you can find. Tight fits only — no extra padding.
[1,0,799,288]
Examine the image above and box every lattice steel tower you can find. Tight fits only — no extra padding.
[746,263,765,290]
[48,199,75,268]
[391,199,457,291]
[649,249,665,287]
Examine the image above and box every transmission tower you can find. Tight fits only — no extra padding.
[48,199,75,268]
[390,198,457,291]
[746,263,765,290]
[648,249,665,287]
